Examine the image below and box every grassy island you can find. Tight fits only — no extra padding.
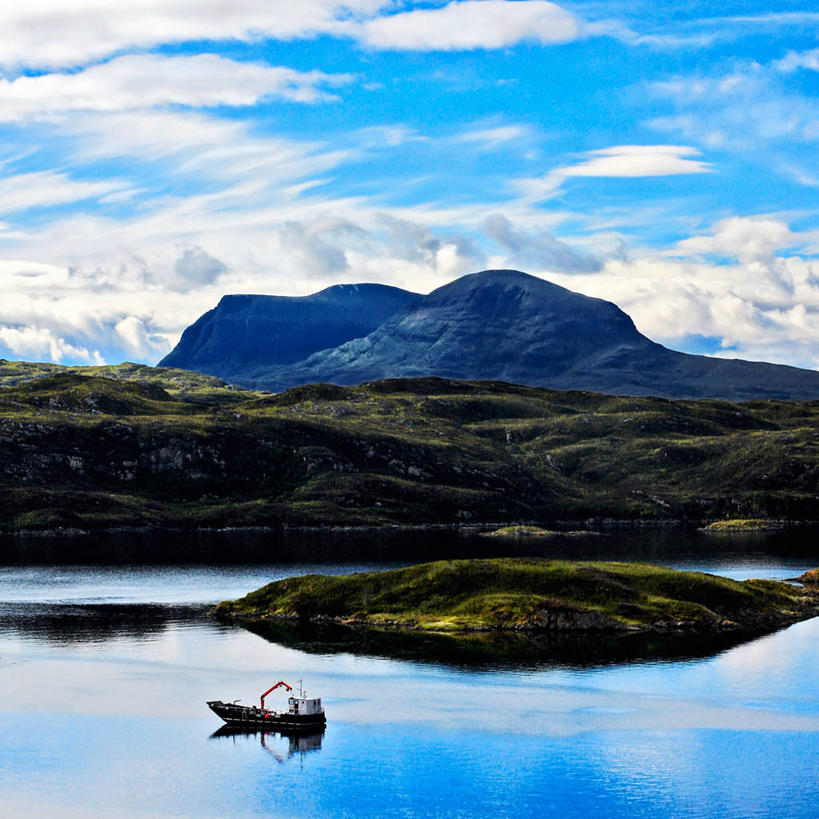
[701,519,786,533]
[480,525,560,538]
[215,558,819,636]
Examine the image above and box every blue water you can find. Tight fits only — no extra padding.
[1,558,818,817]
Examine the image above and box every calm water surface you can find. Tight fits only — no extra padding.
[1,535,819,817]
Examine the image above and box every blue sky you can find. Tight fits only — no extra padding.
[2,1,819,368]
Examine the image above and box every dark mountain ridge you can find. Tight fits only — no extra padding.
[159,282,419,382]
[160,269,819,401]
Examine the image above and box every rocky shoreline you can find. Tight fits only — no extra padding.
[215,602,819,637]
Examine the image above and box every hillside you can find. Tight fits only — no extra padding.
[0,359,240,403]
[2,367,819,530]
[160,270,819,401]
[214,558,819,636]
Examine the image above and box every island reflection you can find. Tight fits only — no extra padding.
[238,618,774,670]
[0,602,207,645]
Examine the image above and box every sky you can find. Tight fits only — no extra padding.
[3,1,819,369]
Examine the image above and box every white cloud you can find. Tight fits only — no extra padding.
[516,145,711,202]
[672,216,798,265]
[775,48,819,73]
[114,316,165,359]
[0,170,125,214]
[60,109,351,185]
[0,324,100,364]
[0,1,388,70]
[456,124,533,151]
[545,216,819,369]
[360,1,580,51]
[0,54,352,122]
[561,145,711,178]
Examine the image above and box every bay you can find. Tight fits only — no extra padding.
[1,532,818,817]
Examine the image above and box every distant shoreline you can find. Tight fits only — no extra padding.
[3,517,815,539]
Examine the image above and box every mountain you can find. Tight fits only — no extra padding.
[159,283,419,382]
[161,269,819,400]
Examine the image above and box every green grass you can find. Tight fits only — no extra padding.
[480,525,559,537]
[215,558,819,634]
[701,519,783,532]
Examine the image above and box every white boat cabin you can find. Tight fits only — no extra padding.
[288,695,323,716]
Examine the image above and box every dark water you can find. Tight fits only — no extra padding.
[3,522,819,565]
[1,532,819,817]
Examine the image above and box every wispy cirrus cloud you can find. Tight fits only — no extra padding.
[0,170,126,214]
[455,123,535,151]
[648,62,819,151]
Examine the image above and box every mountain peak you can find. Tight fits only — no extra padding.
[160,269,819,400]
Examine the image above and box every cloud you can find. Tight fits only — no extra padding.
[172,246,228,291]
[456,124,534,151]
[376,214,485,274]
[0,324,101,364]
[274,220,356,277]
[545,216,819,370]
[561,145,711,178]
[482,213,601,273]
[775,48,819,74]
[672,216,799,265]
[516,145,711,202]
[59,109,351,186]
[360,1,580,51]
[0,170,125,214]
[648,64,819,151]
[0,54,352,122]
[0,1,389,70]
[114,316,166,359]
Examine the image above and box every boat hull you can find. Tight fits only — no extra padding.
[207,700,326,731]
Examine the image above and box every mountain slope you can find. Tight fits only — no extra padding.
[159,283,419,382]
[277,270,656,388]
[5,373,819,531]
[162,270,819,400]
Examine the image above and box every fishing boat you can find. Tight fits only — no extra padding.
[207,680,326,731]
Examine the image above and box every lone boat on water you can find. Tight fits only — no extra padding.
[207,680,326,731]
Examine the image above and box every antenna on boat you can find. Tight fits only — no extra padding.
[297,679,304,698]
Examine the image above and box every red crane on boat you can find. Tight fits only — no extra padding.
[260,681,292,709]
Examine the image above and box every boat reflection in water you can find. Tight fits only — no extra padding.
[209,725,325,764]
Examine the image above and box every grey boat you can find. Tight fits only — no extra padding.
[207,680,326,731]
